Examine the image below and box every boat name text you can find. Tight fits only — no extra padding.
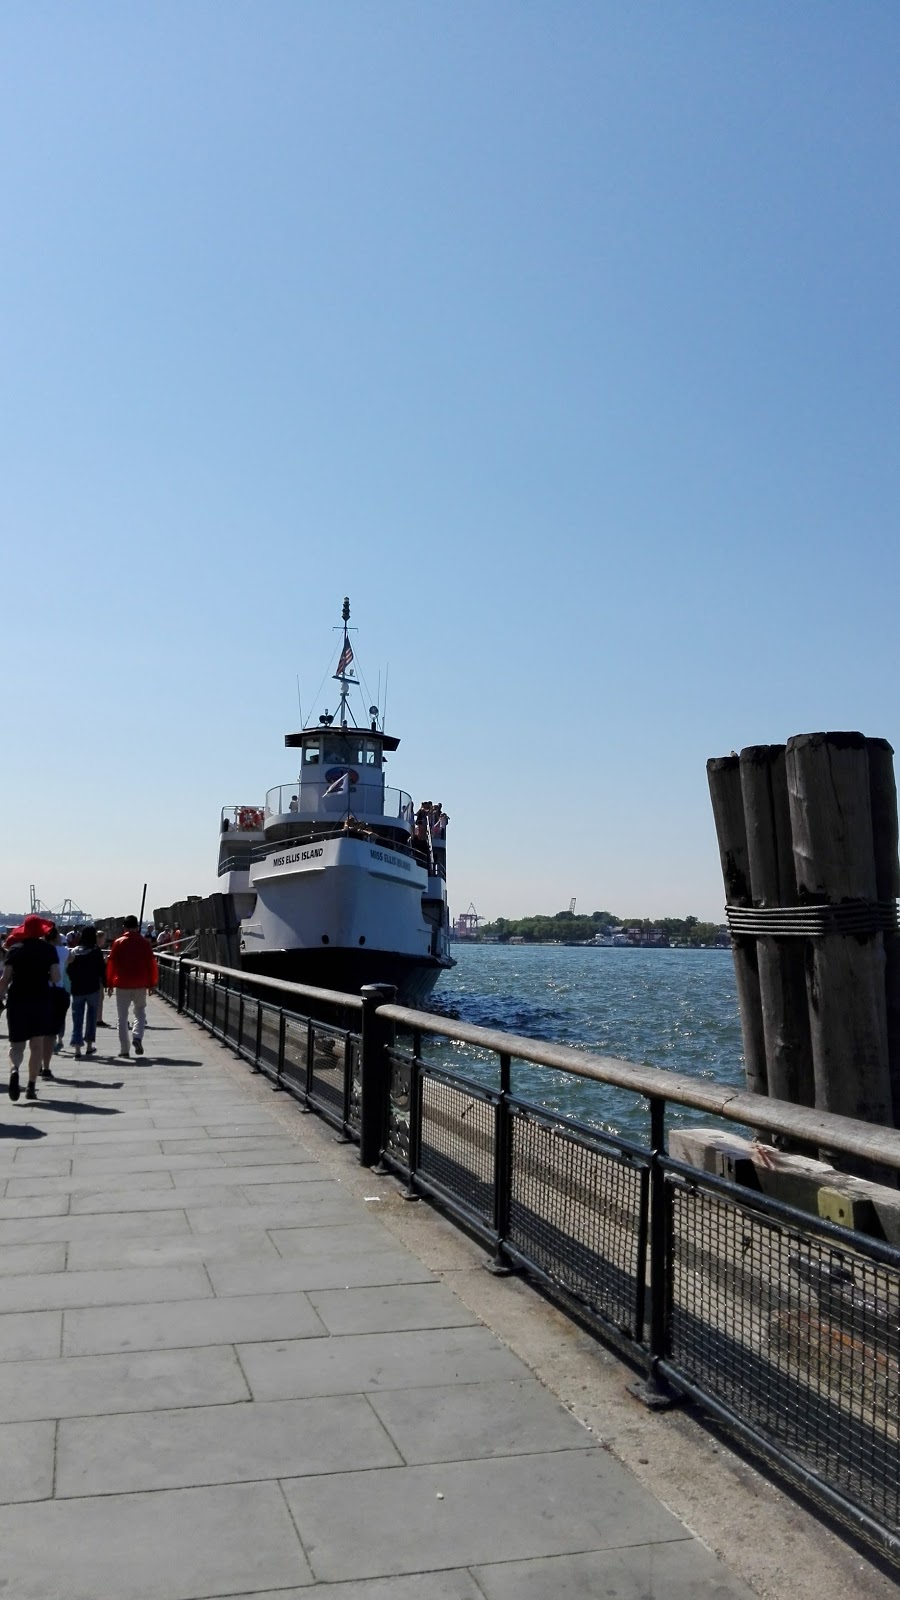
[272,847,324,867]
[369,848,412,872]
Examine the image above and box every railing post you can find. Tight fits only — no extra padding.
[630,1095,676,1409]
[359,984,397,1167]
[276,1010,286,1090]
[176,958,187,1015]
[488,1051,514,1274]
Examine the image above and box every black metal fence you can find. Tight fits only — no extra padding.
[156,955,900,1564]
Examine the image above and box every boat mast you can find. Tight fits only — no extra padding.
[335,596,354,727]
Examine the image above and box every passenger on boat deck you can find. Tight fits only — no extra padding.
[289,795,299,811]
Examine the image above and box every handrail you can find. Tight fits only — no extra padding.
[158,954,364,1013]
[157,954,900,1169]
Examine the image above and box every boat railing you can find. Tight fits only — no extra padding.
[264,782,414,824]
[155,950,900,1567]
[246,820,422,866]
[220,804,265,834]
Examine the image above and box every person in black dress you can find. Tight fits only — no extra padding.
[0,914,60,1102]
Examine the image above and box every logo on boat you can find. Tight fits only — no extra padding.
[325,767,359,784]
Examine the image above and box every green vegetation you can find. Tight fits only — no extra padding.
[478,911,726,947]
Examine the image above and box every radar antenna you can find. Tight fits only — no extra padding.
[333,596,357,728]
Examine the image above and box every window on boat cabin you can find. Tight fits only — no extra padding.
[363,741,380,767]
[303,744,321,765]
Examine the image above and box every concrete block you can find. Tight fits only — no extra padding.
[0,1243,66,1277]
[65,1229,281,1273]
[0,1209,191,1246]
[68,1183,247,1215]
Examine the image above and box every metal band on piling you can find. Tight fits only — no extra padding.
[725,900,900,939]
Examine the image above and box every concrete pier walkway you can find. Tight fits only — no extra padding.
[0,997,868,1599]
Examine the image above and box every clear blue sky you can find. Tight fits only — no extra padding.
[2,3,898,923]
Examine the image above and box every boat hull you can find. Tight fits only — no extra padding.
[239,946,452,1008]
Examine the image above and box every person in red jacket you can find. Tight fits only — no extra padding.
[105,916,159,1059]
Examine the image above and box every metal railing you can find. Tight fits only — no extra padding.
[156,954,900,1563]
[264,781,413,823]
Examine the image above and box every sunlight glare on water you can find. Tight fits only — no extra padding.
[424,945,745,1141]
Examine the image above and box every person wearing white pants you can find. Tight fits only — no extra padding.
[115,988,147,1057]
[105,916,158,1060]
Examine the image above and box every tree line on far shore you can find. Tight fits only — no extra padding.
[477,911,726,947]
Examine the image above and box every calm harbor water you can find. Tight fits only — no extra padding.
[424,943,745,1143]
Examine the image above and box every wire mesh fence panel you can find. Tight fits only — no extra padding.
[385,1050,412,1168]
[347,1038,362,1132]
[280,1016,308,1095]
[666,1175,900,1538]
[418,1072,496,1226]
[507,1107,648,1339]
[256,1004,282,1075]
[241,997,261,1063]
[307,1025,349,1123]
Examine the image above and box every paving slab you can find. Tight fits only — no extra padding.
[63,1288,327,1354]
[69,1182,248,1214]
[65,1228,282,1272]
[0,1308,62,1361]
[0,1208,192,1244]
[239,1325,531,1400]
[0,1481,311,1598]
[0,1343,248,1421]
[0,1420,56,1503]
[283,1451,689,1581]
[306,1282,479,1335]
[0,1262,210,1313]
[6,1168,177,1196]
[57,1393,401,1495]
[186,1196,360,1231]
[368,1378,594,1463]
[472,1543,757,1598]
[207,1248,435,1297]
[0,1241,66,1276]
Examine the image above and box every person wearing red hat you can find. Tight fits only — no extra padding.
[0,915,59,1101]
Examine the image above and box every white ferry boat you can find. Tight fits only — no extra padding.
[216,599,454,1005]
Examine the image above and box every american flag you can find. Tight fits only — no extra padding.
[335,640,354,676]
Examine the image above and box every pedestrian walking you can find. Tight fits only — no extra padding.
[0,914,59,1102]
[42,923,71,1079]
[66,926,106,1060]
[105,915,159,1058]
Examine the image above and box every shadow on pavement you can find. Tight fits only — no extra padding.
[0,1124,46,1140]
[32,1100,121,1117]
[48,1077,125,1091]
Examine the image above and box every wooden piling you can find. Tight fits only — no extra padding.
[707,754,767,1096]
[740,744,815,1112]
[867,737,900,1127]
[785,732,893,1137]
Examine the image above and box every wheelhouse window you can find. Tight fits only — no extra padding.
[303,744,321,765]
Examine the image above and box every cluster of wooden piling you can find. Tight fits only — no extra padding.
[708,733,900,1149]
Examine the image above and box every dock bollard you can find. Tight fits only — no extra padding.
[359,984,397,1168]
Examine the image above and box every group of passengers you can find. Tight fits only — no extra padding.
[411,800,449,871]
[0,914,159,1102]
